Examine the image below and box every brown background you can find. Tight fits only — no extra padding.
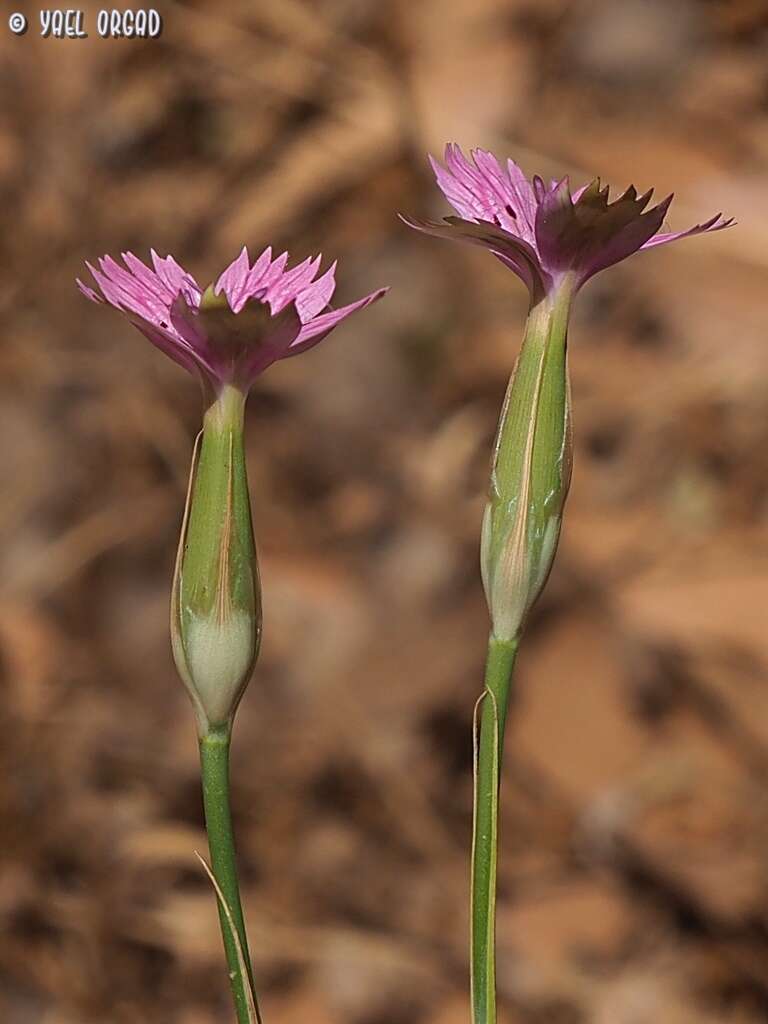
[1,0,767,1021]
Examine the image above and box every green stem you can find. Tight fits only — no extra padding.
[199,726,261,1024]
[471,634,518,1024]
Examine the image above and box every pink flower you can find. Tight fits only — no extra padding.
[403,145,733,299]
[78,247,387,392]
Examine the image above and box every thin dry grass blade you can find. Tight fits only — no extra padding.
[194,851,261,1024]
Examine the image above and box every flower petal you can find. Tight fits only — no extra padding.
[504,155,538,241]
[79,245,387,392]
[532,176,548,204]
[433,145,538,243]
[430,149,490,222]
[238,301,305,384]
[288,288,388,356]
[536,178,672,284]
[129,314,210,378]
[245,245,273,292]
[470,148,531,236]
[80,260,212,379]
[120,251,171,302]
[267,254,323,314]
[150,251,201,305]
[296,261,337,322]
[215,246,251,313]
[641,213,735,250]
[261,252,289,288]
[93,257,164,322]
[578,195,674,282]
[76,278,103,303]
[401,213,548,299]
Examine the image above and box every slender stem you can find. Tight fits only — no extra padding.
[471,634,518,1024]
[199,726,261,1024]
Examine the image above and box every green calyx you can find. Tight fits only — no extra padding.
[171,385,262,735]
[481,281,574,642]
[199,284,230,312]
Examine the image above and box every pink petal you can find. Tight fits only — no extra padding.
[433,145,538,243]
[504,156,538,240]
[215,246,251,312]
[261,251,289,288]
[150,251,200,303]
[245,246,273,291]
[296,261,337,322]
[535,178,671,284]
[429,152,488,222]
[288,287,388,355]
[267,255,322,313]
[238,303,304,385]
[641,213,734,250]
[97,255,175,324]
[77,278,103,303]
[401,213,547,299]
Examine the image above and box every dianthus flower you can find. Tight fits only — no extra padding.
[79,246,386,394]
[404,144,731,302]
[79,242,386,1024]
[404,144,732,1024]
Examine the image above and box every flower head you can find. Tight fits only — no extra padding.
[404,144,733,642]
[78,246,387,393]
[403,144,733,299]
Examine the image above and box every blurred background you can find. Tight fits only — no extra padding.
[1,0,767,1021]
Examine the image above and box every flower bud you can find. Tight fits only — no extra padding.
[171,386,261,734]
[480,288,573,641]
